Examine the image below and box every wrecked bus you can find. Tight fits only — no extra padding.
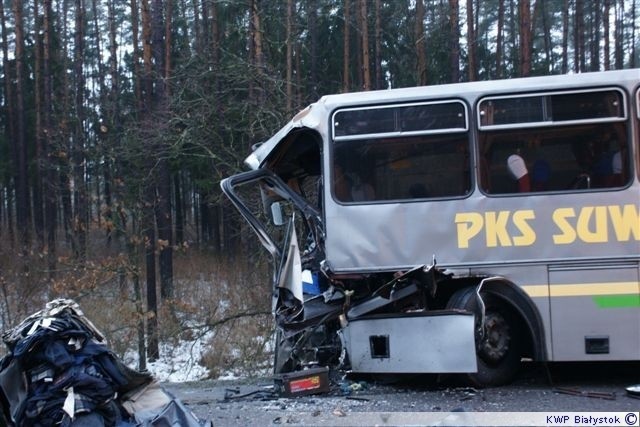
[221,69,640,386]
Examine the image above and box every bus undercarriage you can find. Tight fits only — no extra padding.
[273,256,528,386]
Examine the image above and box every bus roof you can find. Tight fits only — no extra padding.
[246,69,640,169]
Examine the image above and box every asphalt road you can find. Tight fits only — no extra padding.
[164,362,640,426]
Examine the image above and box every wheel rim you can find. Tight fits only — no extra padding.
[478,311,511,364]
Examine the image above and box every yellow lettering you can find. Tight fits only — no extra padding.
[512,210,536,246]
[608,204,640,241]
[576,206,608,243]
[457,204,639,248]
[455,212,484,248]
[485,211,512,247]
[553,208,577,244]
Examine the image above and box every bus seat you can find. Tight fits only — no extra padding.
[507,154,531,192]
[531,159,551,191]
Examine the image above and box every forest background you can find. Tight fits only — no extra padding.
[0,0,638,378]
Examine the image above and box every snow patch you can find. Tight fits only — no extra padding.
[124,337,210,382]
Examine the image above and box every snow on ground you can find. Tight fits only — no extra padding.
[124,336,211,382]
[146,339,210,382]
[122,329,275,383]
[123,334,269,382]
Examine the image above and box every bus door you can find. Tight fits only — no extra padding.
[549,262,640,361]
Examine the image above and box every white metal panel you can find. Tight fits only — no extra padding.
[342,313,477,373]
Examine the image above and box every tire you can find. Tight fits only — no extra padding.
[446,287,523,387]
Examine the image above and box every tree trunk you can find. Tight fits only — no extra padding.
[575,0,585,72]
[165,0,172,95]
[191,0,201,53]
[91,0,111,245]
[212,200,222,253]
[494,0,504,78]
[156,166,173,300]
[508,0,518,71]
[308,0,318,99]
[359,0,371,90]
[43,0,57,275]
[73,0,87,260]
[129,238,146,371]
[143,191,159,361]
[131,0,143,111]
[247,0,255,100]
[33,0,46,252]
[140,0,160,361]
[155,0,173,301]
[604,0,611,70]
[355,2,362,89]
[200,0,209,50]
[631,0,636,68]
[104,0,120,246]
[466,0,477,81]
[60,0,73,248]
[222,198,240,255]
[0,0,15,249]
[614,0,624,69]
[529,0,545,72]
[210,0,219,64]
[590,0,601,71]
[415,0,427,85]
[109,0,119,107]
[174,173,184,245]
[296,40,302,106]
[248,0,264,101]
[374,0,383,89]
[343,0,350,92]
[562,0,569,73]
[92,0,106,98]
[541,0,552,72]
[141,0,154,108]
[200,195,210,243]
[252,1,264,71]
[519,0,532,77]
[449,0,461,82]
[286,0,293,112]
[12,0,31,254]
[152,0,165,97]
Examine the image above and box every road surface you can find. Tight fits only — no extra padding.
[164,362,640,426]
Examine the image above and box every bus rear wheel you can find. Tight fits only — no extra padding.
[446,287,522,387]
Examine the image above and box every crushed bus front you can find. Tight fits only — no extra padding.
[221,165,479,375]
[220,101,478,378]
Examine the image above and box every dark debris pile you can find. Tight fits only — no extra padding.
[0,299,209,427]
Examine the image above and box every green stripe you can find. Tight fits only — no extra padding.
[593,294,640,308]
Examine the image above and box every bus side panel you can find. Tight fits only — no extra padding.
[548,263,640,361]
[323,189,640,272]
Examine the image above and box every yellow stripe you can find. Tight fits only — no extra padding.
[522,285,549,297]
[522,282,639,298]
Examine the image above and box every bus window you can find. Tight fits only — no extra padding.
[332,101,470,202]
[478,89,630,194]
[334,134,470,202]
[333,101,467,139]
